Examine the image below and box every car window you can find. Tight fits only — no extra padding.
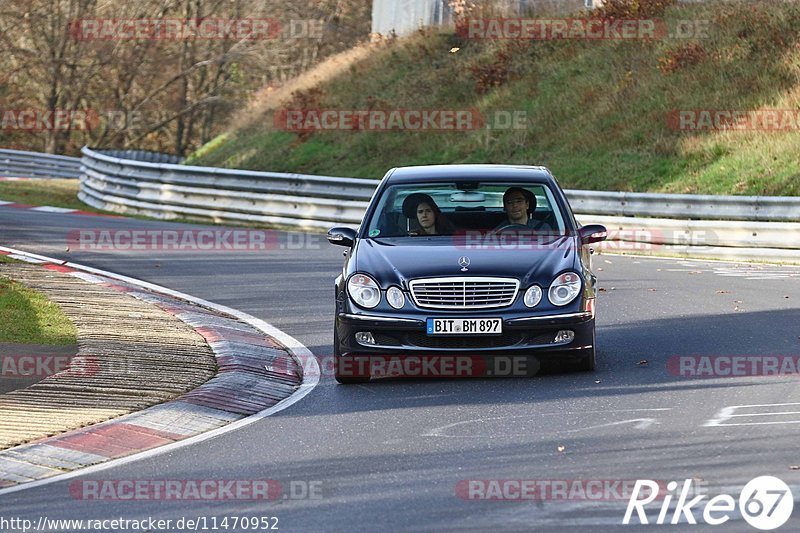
[364,181,566,238]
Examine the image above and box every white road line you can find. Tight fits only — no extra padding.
[563,418,658,432]
[708,420,800,427]
[705,403,800,427]
[29,206,78,213]
[68,272,109,284]
[7,254,46,263]
[728,411,800,417]
[0,244,320,498]
[716,271,792,275]
[423,409,672,437]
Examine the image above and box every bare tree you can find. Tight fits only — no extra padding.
[0,0,370,155]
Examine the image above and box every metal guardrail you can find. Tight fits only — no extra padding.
[0,149,81,179]
[79,146,375,230]
[565,190,800,223]
[77,146,800,262]
[96,150,184,165]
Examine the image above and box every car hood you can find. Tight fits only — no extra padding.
[355,236,578,288]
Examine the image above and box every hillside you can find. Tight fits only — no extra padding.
[187,1,800,195]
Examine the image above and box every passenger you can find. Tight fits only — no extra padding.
[495,187,553,232]
[402,193,455,235]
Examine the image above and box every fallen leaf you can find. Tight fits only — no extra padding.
[648,288,657,292]
[716,290,729,294]
[557,445,566,452]
[689,271,702,275]
[637,360,648,366]
[449,47,460,53]
[598,287,607,292]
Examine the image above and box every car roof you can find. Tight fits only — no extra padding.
[385,164,555,185]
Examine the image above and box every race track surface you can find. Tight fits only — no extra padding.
[1,206,799,531]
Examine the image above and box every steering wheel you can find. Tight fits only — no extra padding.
[494,223,530,233]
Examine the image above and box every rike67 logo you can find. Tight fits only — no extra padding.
[623,477,794,530]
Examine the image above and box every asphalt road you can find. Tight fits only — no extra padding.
[1,206,799,532]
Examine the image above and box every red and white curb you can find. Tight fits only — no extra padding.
[0,245,320,496]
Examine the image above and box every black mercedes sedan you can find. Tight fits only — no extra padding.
[327,165,607,383]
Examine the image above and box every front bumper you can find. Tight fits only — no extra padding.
[336,310,595,359]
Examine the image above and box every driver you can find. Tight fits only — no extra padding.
[402,193,455,235]
[495,187,553,232]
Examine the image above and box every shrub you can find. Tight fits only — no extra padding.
[594,0,678,19]
[658,42,706,74]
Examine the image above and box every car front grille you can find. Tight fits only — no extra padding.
[409,277,519,309]
[360,330,563,350]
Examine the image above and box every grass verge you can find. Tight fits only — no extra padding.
[188,1,800,196]
[0,271,77,344]
[0,179,105,212]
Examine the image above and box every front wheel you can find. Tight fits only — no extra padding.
[569,326,596,372]
[571,347,596,372]
[333,324,370,384]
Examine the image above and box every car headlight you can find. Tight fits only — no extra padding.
[386,286,405,309]
[548,272,582,306]
[523,285,543,308]
[347,274,381,309]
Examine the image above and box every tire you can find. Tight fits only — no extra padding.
[570,325,597,372]
[572,347,596,372]
[333,324,370,384]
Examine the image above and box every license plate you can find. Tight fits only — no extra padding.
[426,318,502,335]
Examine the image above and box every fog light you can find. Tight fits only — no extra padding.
[355,332,376,346]
[554,330,575,344]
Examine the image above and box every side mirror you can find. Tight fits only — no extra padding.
[327,227,357,247]
[578,224,607,245]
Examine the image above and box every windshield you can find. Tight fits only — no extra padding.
[364,181,566,238]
